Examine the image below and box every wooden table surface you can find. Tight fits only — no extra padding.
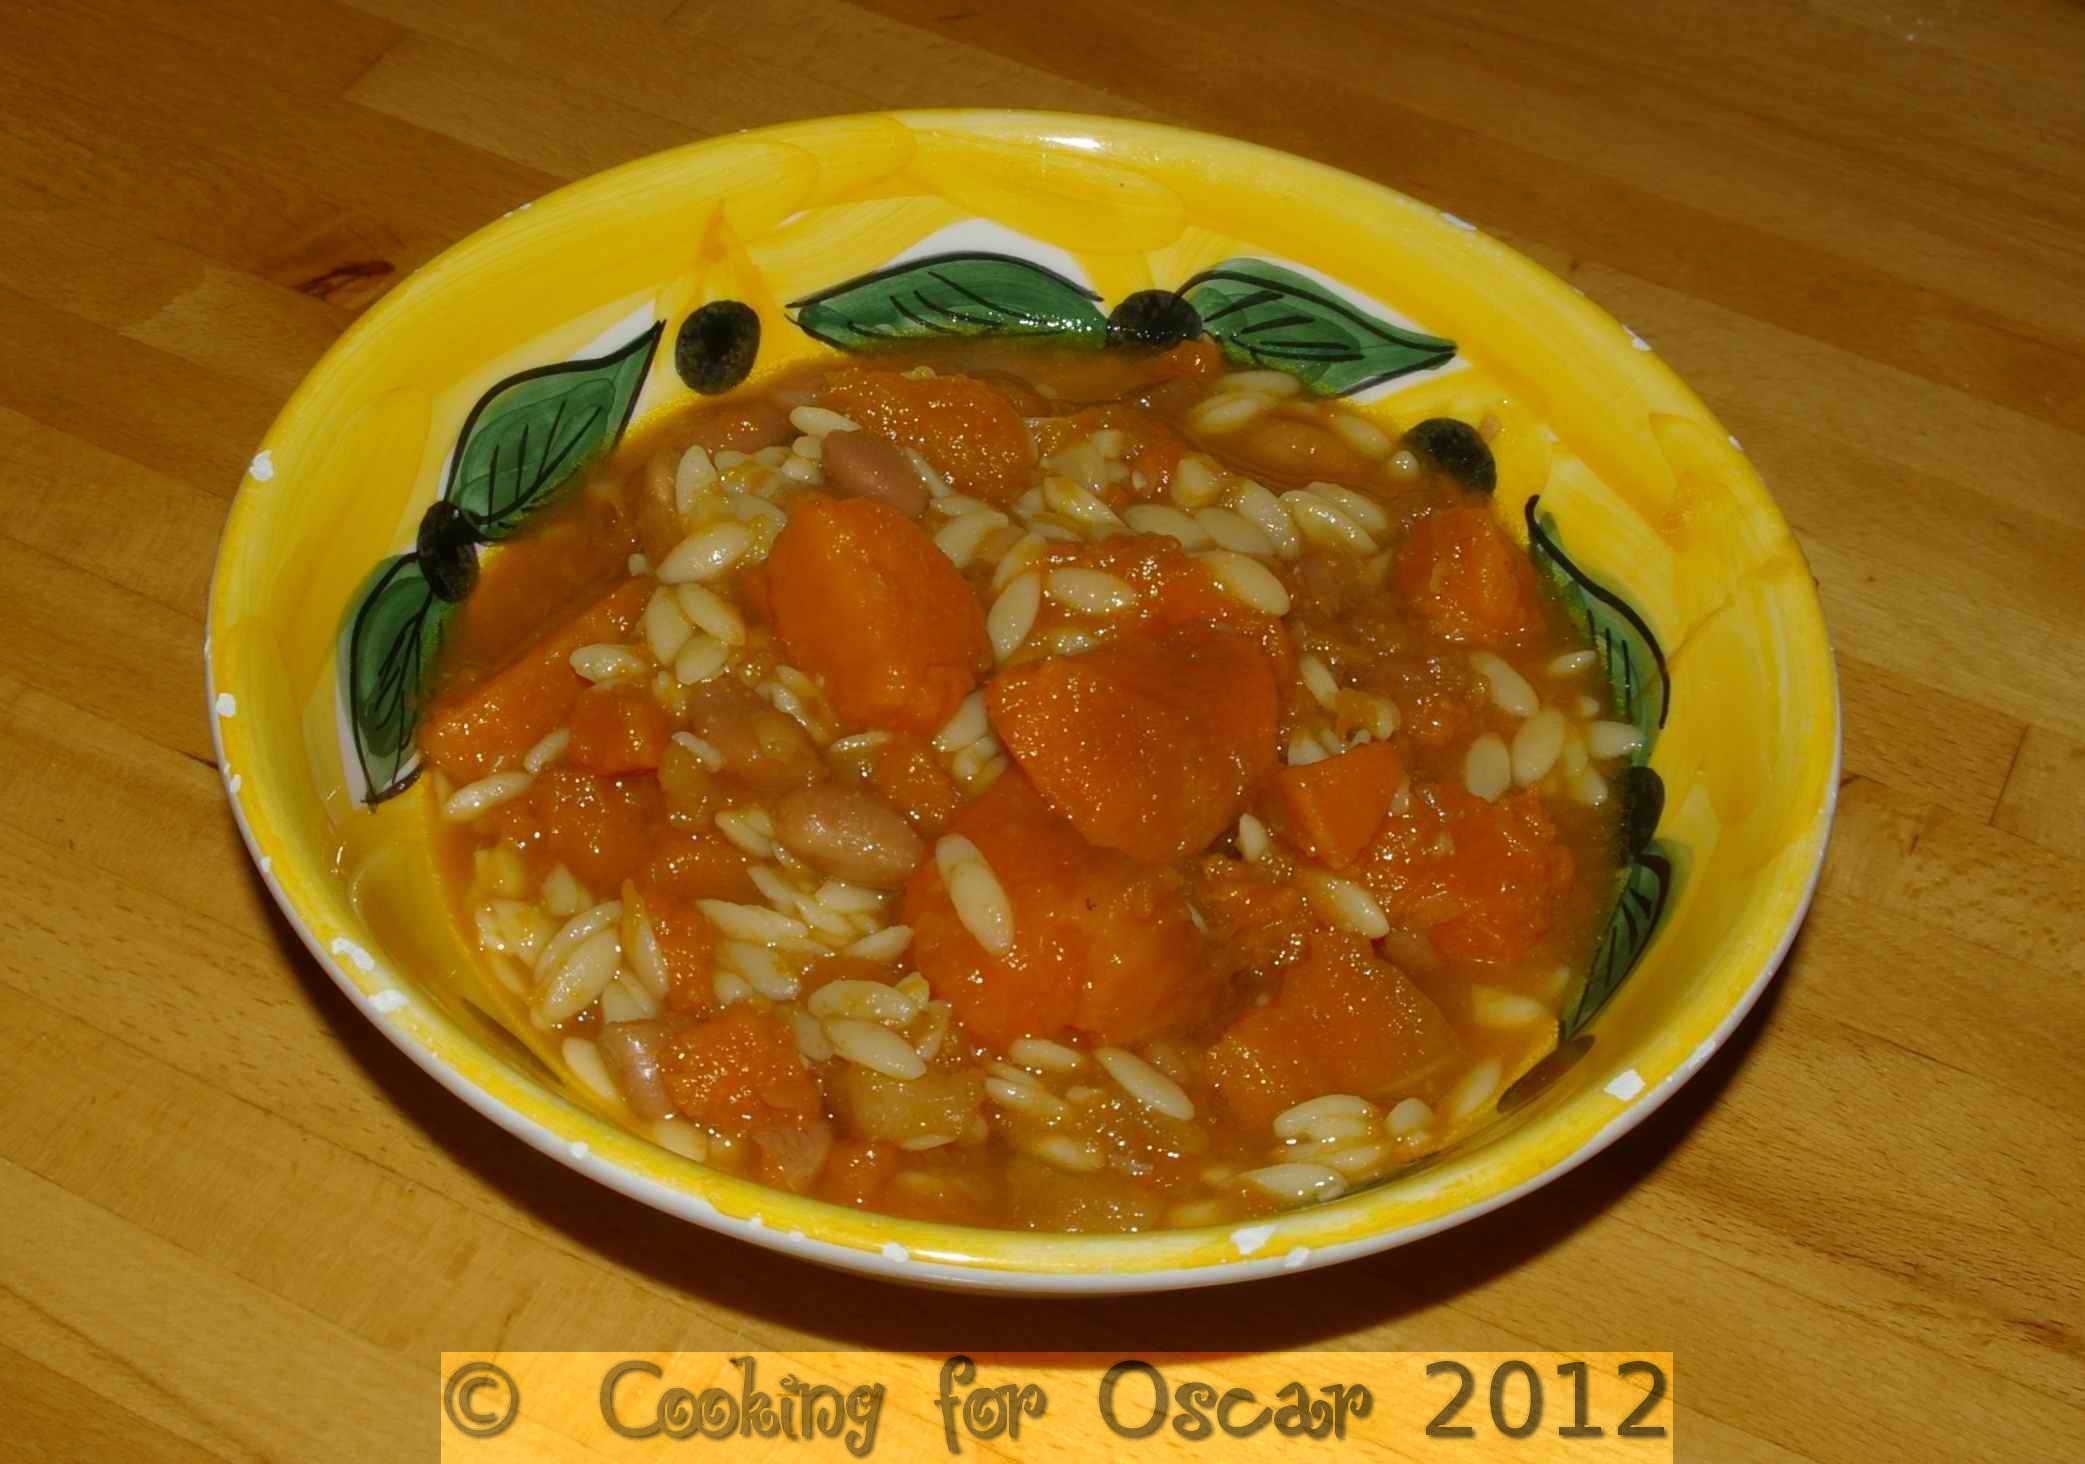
[4,1,2082,1459]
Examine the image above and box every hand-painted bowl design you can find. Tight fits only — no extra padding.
[207,111,1836,1292]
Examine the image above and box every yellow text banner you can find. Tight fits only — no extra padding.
[440,1351,1675,1461]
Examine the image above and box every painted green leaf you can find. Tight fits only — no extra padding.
[340,554,453,804]
[1524,499,1671,740]
[788,252,1107,350]
[1563,843,1673,1040]
[443,323,661,539]
[1515,503,1677,1040]
[1179,258,1455,395]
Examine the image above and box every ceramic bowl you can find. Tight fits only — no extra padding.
[207,111,1837,1293]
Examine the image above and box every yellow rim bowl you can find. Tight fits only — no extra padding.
[207,111,1837,1293]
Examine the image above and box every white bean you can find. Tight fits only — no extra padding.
[1299,870,1389,939]
[1511,708,1567,786]
[933,691,990,753]
[826,1018,926,1080]
[1464,733,1512,800]
[443,771,533,821]
[1046,568,1138,616]
[1470,651,1539,718]
[521,727,570,775]
[788,405,859,437]
[933,508,1008,568]
[1169,454,1225,509]
[1093,1046,1195,1120]
[1237,1163,1346,1203]
[673,635,729,685]
[642,587,693,665]
[1231,481,1301,559]
[1122,503,1210,548]
[1195,550,1289,615]
[657,521,753,583]
[1190,392,1269,433]
[1273,1093,1378,1140]
[1008,1037,1086,1073]
[1195,506,1277,558]
[1302,480,1390,535]
[673,583,746,645]
[1587,720,1647,760]
[1281,490,1378,554]
[987,573,1043,661]
[568,645,646,683]
[697,899,808,944]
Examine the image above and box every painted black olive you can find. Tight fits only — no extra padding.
[416,500,481,602]
[1106,290,1202,349]
[675,300,761,394]
[1615,763,1665,859]
[1402,417,1497,493]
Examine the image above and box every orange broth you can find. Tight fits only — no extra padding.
[421,339,1622,1232]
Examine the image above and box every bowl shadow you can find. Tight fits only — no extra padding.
[251,843,1802,1354]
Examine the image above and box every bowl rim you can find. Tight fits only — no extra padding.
[207,107,1840,1293]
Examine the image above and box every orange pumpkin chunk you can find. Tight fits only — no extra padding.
[662,1006,822,1134]
[766,496,990,736]
[820,367,1034,504]
[1393,503,1544,646]
[420,577,652,781]
[900,773,1213,1048]
[1266,741,1406,868]
[987,622,1279,861]
[566,682,670,774]
[1207,933,1462,1129]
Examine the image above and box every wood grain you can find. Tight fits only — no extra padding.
[2,3,2080,1459]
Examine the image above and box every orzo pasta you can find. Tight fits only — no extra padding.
[418,337,1625,1231]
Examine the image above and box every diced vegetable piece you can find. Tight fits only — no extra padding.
[987,622,1278,861]
[820,367,1035,503]
[1226,414,1369,486]
[1284,933,1461,1094]
[1031,404,1189,497]
[656,737,720,822]
[864,734,964,835]
[682,678,822,792]
[830,1066,984,1148]
[567,682,671,774]
[754,1116,834,1193]
[766,496,990,736]
[639,890,714,1011]
[1355,784,1575,964]
[1266,741,1405,868]
[661,1006,822,1134]
[420,577,653,780]
[1204,1005,1321,1132]
[1055,532,1295,680]
[1190,855,1310,981]
[1393,504,1543,645]
[1145,553,1297,681]
[1430,789,1575,963]
[641,829,759,904]
[1207,933,1461,1128]
[818,1137,900,1209]
[510,767,662,889]
[900,773,1213,1047]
